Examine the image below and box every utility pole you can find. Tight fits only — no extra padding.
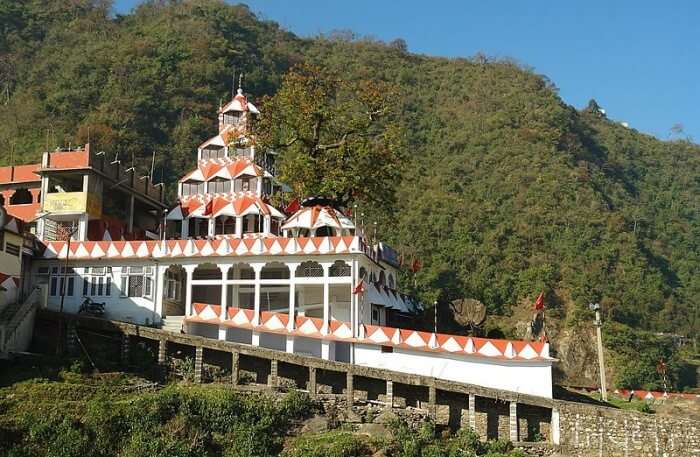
[433,300,438,334]
[589,302,608,401]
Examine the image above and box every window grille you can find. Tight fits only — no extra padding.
[296,262,324,278]
[329,261,351,277]
[129,276,143,297]
[120,266,153,299]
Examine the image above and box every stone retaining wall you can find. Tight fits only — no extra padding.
[556,401,700,456]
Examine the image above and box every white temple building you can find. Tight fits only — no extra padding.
[23,84,555,398]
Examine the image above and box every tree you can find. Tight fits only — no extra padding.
[256,63,405,209]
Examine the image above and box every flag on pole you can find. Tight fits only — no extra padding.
[410,259,422,273]
[284,198,301,215]
[534,292,545,311]
[352,278,365,295]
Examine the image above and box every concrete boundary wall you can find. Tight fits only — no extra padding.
[37,310,700,456]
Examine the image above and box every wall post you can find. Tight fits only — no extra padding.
[157,338,168,379]
[428,385,437,418]
[346,372,354,406]
[551,407,560,445]
[120,334,130,367]
[386,380,394,408]
[308,366,317,398]
[509,401,519,442]
[469,393,476,431]
[231,351,239,386]
[269,359,278,387]
[194,346,203,384]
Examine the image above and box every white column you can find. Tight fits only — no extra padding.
[154,264,166,322]
[285,335,294,353]
[231,265,239,309]
[321,262,332,334]
[287,263,300,331]
[183,265,196,316]
[256,176,263,195]
[235,216,243,237]
[181,218,189,238]
[351,259,357,338]
[252,263,264,325]
[321,340,330,360]
[78,213,89,241]
[219,264,232,319]
[207,217,216,237]
[263,215,271,235]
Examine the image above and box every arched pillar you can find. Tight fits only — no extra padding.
[181,217,190,238]
[207,217,216,238]
[251,262,265,325]
[183,264,196,316]
[219,264,233,319]
[321,262,333,335]
[235,216,243,237]
[286,262,301,331]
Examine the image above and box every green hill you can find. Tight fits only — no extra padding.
[1,0,698,389]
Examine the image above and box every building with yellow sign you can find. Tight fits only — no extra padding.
[34,144,166,242]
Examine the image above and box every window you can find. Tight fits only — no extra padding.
[388,274,395,289]
[372,306,380,324]
[371,304,383,325]
[329,261,351,277]
[84,266,111,297]
[234,177,255,192]
[5,243,20,256]
[181,181,205,196]
[165,277,181,301]
[295,261,324,278]
[10,188,32,204]
[208,178,231,194]
[120,266,154,300]
[223,111,241,126]
[48,267,76,297]
[201,148,225,160]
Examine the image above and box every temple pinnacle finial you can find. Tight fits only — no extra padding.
[237,73,244,95]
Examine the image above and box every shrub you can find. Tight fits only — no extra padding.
[282,430,373,457]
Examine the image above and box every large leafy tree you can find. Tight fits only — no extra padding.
[256,63,405,209]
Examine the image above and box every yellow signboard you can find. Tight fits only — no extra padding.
[43,192,87,214]
[43,192,103,219]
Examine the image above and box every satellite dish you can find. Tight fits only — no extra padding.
[450,298,487,331]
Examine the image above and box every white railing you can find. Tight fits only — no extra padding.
[0,287,41,357]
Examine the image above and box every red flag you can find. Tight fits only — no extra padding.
[284,198,300,215]
[656,358,667,374]
[352,279,365,295]
[410,259,422,273]
[534,292,545,311]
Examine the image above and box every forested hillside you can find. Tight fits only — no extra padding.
[1,0,698,389]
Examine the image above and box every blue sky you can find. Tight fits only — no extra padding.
[114,1,699,142]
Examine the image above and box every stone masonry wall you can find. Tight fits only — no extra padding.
[558,401,700,457]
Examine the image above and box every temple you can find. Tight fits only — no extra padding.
[1,83,554,398]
